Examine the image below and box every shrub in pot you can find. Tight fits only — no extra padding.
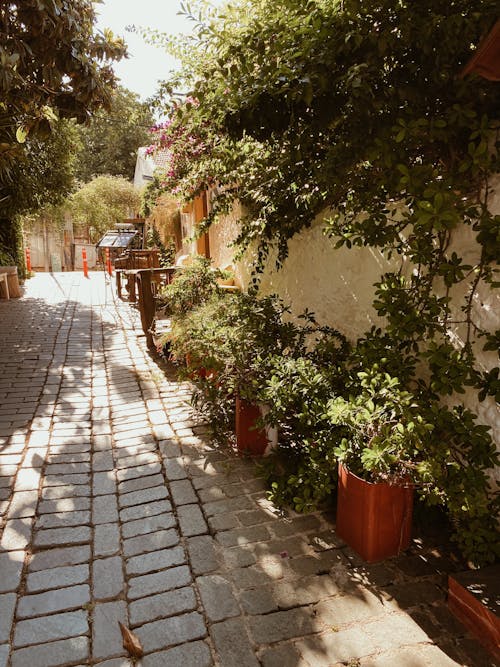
[327,366,434,562]
[166,291,308,454]
[260,330,350,511]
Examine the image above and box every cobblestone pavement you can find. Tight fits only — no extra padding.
[0,273,495,667]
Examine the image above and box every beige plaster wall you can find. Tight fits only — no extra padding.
[208,184,500,458]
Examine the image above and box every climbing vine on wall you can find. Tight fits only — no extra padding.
[147,0,500,563]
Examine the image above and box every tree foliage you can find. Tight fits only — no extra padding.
[0,0,126,263]
[67,175,141,242]
[75,86,154,182]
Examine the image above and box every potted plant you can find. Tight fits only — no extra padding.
[166,291,304,455]
[327,365,434,562]
[260,329,351,510]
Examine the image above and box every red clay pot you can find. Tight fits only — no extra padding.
[448,567,500,663]
[235,397,269,456]
[185,354,217,381]
[336,464,413,562]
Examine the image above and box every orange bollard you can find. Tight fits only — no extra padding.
[105,247,112,276]
[25,247,32,273]
[82,247,89,279]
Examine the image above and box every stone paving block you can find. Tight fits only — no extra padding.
[313,591,385,630]
[270,515,322,537]
[241,574,342,616]
[0,475,13,488]
[163,457,187,481]
[177,504,208,537]
[28,545,91,572]
[37,496,90,515]
[0,517,33,550]
[94,523,121,557]
[153,424,175,440]
[158,440,181,459]
[10,636,89,667]
[119,485,168,509]
[92,471,116,496]
[92,435,113,451]
[48,452,88,464]
[128,564,191,600]
[123,528,179,558]
[26,563,89,593]
[43,473,90,487]
[33,525,91,548]
[16,584,90,619]
[92,494,119,524]
[197,575,240,622]
[223,545,257,570]
[288,550,349,577]
[113,428,149,442]
[126,545,186,576]
[0,593,16,642]
[129,586,197,627]
[44,462,90,475]
[296,626,379,665]
[92,556,124,600]
[135,611,206,653]
[0,551,24,592]
[363,612,431,650]
[169,479,197,506]
[13,469,40,492]
[249,608,316,645]
[0,644,8,667]
[381,581,445,609]
[0,453,22,466]
[186,535,219,575]
[118,473,164,495]
[208,513,239,532]
[13,610,88,647]
[139,640,213,667]
[41,484,90,500]
[94,659,133,667]
[203,496,254,516]
[119,498,172,523]
[210,617,260,667]
[216,525,270,548]
[114,443,157,462]
[92,600,128,661]
[115,452,158,470]
[93,451,114,472]
[116,463,161,483]
[35,509,90,530]
[49,442,91,454]
[122,512,176,539]
[259,644,303,667]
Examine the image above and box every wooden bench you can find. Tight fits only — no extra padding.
[115,250,160,301]
[0,273,9,299]
[0,266,21,299]
[135,267,178,349]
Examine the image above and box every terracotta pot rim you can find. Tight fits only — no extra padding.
[339,463,414,489]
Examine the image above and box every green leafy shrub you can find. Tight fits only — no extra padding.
[157,256,225,318]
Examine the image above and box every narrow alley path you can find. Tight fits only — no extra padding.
[0,273,493,667]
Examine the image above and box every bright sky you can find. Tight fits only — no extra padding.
[95,0,194,101]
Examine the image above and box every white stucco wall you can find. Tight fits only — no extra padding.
[208,181,500,458]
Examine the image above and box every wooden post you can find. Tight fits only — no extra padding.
[136,269,155,349]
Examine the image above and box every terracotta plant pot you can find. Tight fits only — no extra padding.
[185,354,217,381]
[448,567,500,663]
[235,396,270,456]
[336,464,413,562]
